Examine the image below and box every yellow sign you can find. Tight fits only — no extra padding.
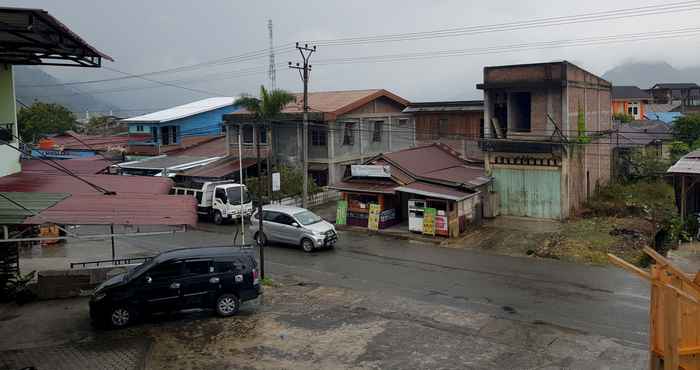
[368,204,380,231]
[423,207,436,236]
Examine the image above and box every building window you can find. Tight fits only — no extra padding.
[398,118,408,127]
[438,118,449,137]
[136,125,144,132]
[343,122,355,145]
[311,127,326,146]
[259,126,268,144]
[510,92,531,132]
[159,125,179,145]
[242,125,254,144]
[372,121,383,142]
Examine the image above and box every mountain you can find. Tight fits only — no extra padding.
[13,66,120,116]
[601,62,700,88]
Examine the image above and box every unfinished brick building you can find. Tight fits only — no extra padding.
[477,61,612,219]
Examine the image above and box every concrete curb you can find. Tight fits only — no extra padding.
[334,225,444,245]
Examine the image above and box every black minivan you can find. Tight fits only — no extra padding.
[89,246,260,328]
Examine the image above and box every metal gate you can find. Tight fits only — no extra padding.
[492,167,561,219]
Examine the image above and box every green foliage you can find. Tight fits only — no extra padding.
[17,102,76,142]
[670,141,690,161]
[245,166,320,201]
[671,113,700,145]
[234,85,296,120]
[84,115,112,135]
[576,104,591,144]
[612,112,634,123]
[627,150,672,181]
[260,276,274,286]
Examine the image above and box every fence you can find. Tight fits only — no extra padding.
[609,247,700,370]
[270,188,340,208]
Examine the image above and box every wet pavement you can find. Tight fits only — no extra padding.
[0,276,647,369]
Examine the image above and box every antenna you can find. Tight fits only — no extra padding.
[268,19,276,90]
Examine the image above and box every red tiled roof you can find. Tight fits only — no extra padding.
[24,193,197,226]
[0,172,173,195]
[180,158,256,178]
[21,157,113,175]
[49,131,130,151]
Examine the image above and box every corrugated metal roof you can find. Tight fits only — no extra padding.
[117,155,215,170]
[22,158,112,174]
[47,131,130,151]
[611,86,650,100]
[668,150,700,174]
[395,182,476,201]
[0,192,69,224]
[423,166,487,186]
[163,136,227,157]
[383,144,466,177]
[122,97,237,123]
[403,100,483,113]
[329,181,398,194]
[180,158,256,178]
[23,194,197,226]
[614,121,670,148]
[644,112,683,124]
[652,83,700,89]
[0,172,173,195]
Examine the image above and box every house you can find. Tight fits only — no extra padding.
[644,111,683,124]
[123,97,239,156]
[329,144,492,237]
[611,86,651,120]
[32,130,130,160]
[223,89,414,186]
[612,120,671,179]
[402,100,484,160]
[0,7,112,177]
[478,61,613,219]
[648,83,700,113]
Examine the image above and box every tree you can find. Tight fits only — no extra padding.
[234,85,295,122]
[671,113,700,146]
[17,102,76,142]
[245,166,319,200]
[84,115,112,135]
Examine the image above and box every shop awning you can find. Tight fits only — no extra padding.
[329,181,397,195]
[394,182,476,201]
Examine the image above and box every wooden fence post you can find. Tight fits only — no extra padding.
[664,286,681,370]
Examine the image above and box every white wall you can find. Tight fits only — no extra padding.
[0,65,20,177]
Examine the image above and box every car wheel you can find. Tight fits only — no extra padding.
[255,232,267,246]
[213,211,224,225]
[109,306,132,328]
[215,294,240,317]
[301,238,315,253]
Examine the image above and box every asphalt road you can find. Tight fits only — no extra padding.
[29,222,651,348]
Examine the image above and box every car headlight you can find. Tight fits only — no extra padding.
[93,292,107,301]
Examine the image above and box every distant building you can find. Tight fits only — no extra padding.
[611,86,650,120]
[478,61,613,220]
[612,120,671,179]
[224,89,414,186]
[403,101,484,160]
[648,83,700,113]
[123,97,239,156]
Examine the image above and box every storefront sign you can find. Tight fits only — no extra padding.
[368,204,380,230]
[272,172,281,192]
[336,200,348,225]
[423,207,436,236]
[351,165,391,178]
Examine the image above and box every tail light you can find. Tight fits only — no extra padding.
[252,268,260,285]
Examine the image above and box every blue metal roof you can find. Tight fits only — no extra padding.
[643,111,683,124]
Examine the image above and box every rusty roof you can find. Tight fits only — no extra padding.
[668,150,700,174]
[383,144,466,177]
[423,166,487,186]
[21,157,113,174]
[179,158,256,178]
[0,172,173,195]
[47,131,130,151]
[23,193,197,226]
[163,136,227,157]
[329,180,398,194]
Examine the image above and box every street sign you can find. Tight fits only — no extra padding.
[351,165,391,178]
[423,207,436,236]
[272,172,281,192]
[368,203,380,230]
[336,200,348,225]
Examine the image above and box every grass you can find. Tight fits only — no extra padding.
[261,276,274,287]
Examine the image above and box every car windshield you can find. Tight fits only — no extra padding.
[294,210,322,225]
[227,187,250,205]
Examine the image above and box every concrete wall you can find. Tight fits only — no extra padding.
[0,65,20,177]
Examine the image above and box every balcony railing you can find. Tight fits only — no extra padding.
[479,138,563,154]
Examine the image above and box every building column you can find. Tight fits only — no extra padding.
[328,121,336,185]
[387,114,392,152]
[483,91,492,139]
[297,121,303,168]
[359,118,365,162]
[225,125,231,157]
[0,64,19,177]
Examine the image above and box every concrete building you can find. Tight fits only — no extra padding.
[224,89,414,186]
[124,97,239,156]
[403,100,484,161]
[478,61,613,219]
[648,83,700,113]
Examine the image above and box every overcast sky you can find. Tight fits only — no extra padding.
[8,0,700,114]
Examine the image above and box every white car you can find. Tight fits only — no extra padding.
[250,205,337,252]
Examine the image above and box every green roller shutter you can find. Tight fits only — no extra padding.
[492,167,561,219]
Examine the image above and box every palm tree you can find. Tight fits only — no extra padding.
[234,85,295,121]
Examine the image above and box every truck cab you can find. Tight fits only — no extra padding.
[172,180,253,224]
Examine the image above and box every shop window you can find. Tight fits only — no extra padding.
[373,121,383,142]
[510,92,531,132]
[311,127,326,146]
[343,122,355,145]
[348,193,378,211]
[242,126,254,144]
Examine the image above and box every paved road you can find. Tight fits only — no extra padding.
[22,223,651,348]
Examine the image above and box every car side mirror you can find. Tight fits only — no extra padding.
[292,222,299,228]
[145,276,152,284]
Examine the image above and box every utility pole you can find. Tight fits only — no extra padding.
[267,19,276,91]
[255,122,265,278]
[289,42,316,208]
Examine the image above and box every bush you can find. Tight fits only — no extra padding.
[245,166,320,202]
[613,112,634,123]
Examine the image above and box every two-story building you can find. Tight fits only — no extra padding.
[648,83,700,113]
[611,86,650,120]
[478,61,613,219]
[223,89,414,186]
[402,100,484,161]
[124,97,239,156]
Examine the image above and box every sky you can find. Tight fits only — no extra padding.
[8,0,700,115]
